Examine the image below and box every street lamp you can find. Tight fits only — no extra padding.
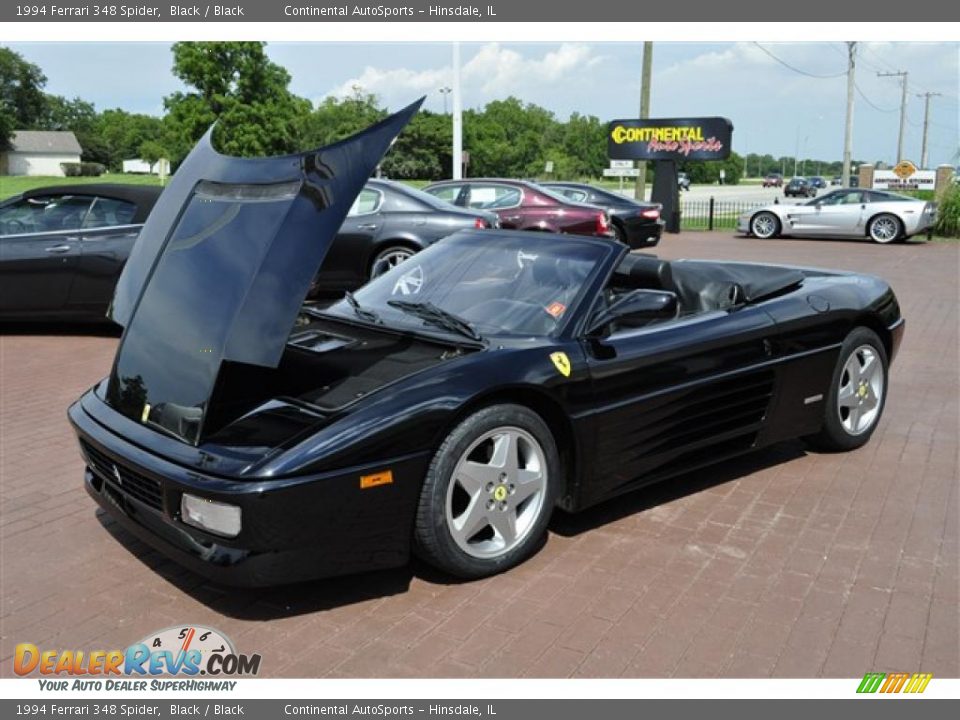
[439,86,452,114]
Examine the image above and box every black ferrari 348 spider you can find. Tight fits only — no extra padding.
[69,102,904,586]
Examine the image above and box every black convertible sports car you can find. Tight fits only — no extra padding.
[68,103,904,586]
[0,184,161,321]
[541,181,664,249]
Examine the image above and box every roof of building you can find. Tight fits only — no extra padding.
[8,130,83,155]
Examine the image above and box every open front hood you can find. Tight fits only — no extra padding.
[105,99,423,445]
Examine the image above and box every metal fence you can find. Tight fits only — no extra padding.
[679,198,766,231]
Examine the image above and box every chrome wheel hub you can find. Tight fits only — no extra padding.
[752,214,776,237]
[872,218,897,242]
[446,427,547,559]
[837,345,884,435]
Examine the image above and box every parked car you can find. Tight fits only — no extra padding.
[762,173,783,188]
[830,176,843,186]
[69,110,904,585]
[0,184,161,321]
[809,176,827,189]
[311,179,498,295]
[540,181,663,248]
[422,179,613,239]
[739,188,937,243]
[785,177,817,198]
[677,172,691,191]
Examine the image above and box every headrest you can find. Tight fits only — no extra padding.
[612,254,674,291]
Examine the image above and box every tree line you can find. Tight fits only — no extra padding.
[3,41,783,184]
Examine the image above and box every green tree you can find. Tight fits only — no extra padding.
[381,110,450,180]
[302,91,387,148]
[162,41,310,163]
[0,47,49,149]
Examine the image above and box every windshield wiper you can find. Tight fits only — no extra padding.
[345,291,381,324]
[387,299,483,343]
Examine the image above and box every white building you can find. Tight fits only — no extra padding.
[122,158,171,176]
[0,131,83,176]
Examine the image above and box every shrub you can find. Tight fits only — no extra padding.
[934,184,960,238]
[60,162,105,177]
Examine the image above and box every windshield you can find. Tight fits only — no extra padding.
[533,182,588,205]
[323,233,608,338]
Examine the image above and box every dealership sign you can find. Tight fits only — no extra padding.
[873,160,935,190]
[608,117,733,161]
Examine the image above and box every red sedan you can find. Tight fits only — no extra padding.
[423,179,613,238]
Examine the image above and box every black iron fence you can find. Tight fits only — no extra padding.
[679,198,766,231]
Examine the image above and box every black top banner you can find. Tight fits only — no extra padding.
[0,1,954,22]
[607,117,734,161]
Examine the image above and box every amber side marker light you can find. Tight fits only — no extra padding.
[360,470,394,489]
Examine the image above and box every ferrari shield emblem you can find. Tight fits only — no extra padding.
[550,352,571,377]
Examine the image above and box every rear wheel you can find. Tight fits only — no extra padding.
[751,211,781,239]
[370,245,415,278]
[808,327,888,451]
[414,404,559,578]
[868,214,902,244]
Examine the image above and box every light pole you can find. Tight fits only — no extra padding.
[439,86,451,115]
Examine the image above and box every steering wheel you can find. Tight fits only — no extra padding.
[4,219,28,234]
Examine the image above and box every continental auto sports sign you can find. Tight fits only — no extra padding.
[608,117,733,160]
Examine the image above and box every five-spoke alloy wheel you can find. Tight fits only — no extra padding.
[809,327,889,451]
[414,404,559,578]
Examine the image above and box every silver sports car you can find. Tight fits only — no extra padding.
[739,188,937,243]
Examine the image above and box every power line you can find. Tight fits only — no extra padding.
[752,42,847,79]
[855,82,898,113]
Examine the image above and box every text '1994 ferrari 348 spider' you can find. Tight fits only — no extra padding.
[69,101,905,586]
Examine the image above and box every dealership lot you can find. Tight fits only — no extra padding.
[1,232,956,679]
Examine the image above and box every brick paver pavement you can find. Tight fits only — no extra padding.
[1,233,957,678]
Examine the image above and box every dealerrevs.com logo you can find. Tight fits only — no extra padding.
[15,625,261,690]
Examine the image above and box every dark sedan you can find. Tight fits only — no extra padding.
[785,177,817,198]
[0,184,161,321]
[312,179,498,295]
[422,179,614,239]
[541,181,663,249]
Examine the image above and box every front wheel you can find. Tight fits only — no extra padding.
[868,214,902,244]
[414,404,559,578]
[751,211,781,239]
[807,327,888,452]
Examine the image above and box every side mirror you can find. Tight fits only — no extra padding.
[588,290,679,335]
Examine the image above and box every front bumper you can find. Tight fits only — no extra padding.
[69,392,429,587]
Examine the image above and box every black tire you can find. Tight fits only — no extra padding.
[807,327,888,452]
[413,404,560,578]
[750,211,781,239]
[867,214,903,244]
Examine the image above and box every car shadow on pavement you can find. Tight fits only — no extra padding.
[94,440,807,620]
[548,439,807,538]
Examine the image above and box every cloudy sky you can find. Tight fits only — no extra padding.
[7,41,958,166]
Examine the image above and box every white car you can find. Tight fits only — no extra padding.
[739,188,937,243]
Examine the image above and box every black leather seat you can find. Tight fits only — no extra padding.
[611,253,675,292]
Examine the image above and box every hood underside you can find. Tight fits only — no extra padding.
[105,99,423,445]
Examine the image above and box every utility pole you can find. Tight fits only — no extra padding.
[842,42,856,188]
[635,41,653,201]
[878,70,909,163]
[916,91,941,168]
[452,43,463,180]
